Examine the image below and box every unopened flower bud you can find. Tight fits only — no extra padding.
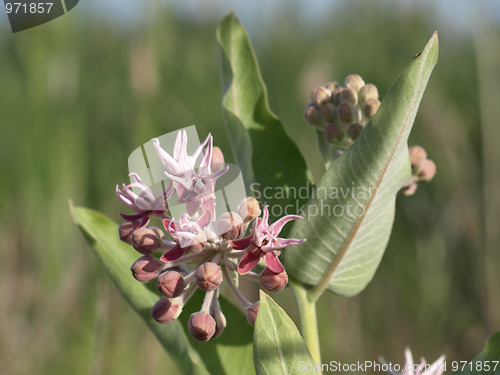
[119,220,140,244]
[348,123,364,141]
[210,146,225,172]
[196,262,223,291]
[359,83,379,102]
[340,87,358,105]
[215,212,245,240]
[331,87,344,106]
[409,146,427,172]
[130,255,160,282]
[418,159,436,182]
[246,302,259,326]
[260,268,288,293]
[324,81,339,92]
[338,102,357,123]
[344,74,365,92]
[400,183,418,196]
[238,197,261,222]
[157,270,185,298]
[152,297,182,323]
[132,227,161,254]
[363,98,380,119]
[211,310,226,339]
[320,103,337,123]
[324,123,344,144]
[311,86,331,106]
[304,104,321,127]
[188,231,207,254]
[188,312,216,341]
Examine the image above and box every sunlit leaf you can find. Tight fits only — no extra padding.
[284,32,439,297]
[217,12,311,228]
[253,292,318,375]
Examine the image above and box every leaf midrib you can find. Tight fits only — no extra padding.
[311,53,427,298]
[268,307,289,375]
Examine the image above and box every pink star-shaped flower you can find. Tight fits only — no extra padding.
[231,206,305,274]
[160,211,211,262]
[116,173,173,227]
[152,131,228,217]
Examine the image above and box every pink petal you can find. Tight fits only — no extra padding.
[152,138,182,176]
[160,243,185,262]
[261,206,269,229]
[120,212,144,221]
[264,252,285,273]
[254,206,269,235]
[163,218,178,235]
[138,215,151,228]
[207,166,229,182]
[261,237,306,251]
[269,215,303,236]
[200,195,215,221]
[230,235,254,250]
[237,246,262,275]
[196,210,211,228]
[185,199,201,216]
[173,131,182,159]
[194,133,212,167]
[198,134,213,170]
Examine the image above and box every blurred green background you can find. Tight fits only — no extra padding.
[1,1,500,374]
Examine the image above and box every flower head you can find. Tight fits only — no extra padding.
[116,172,173,226]
[117,130,306,341]
[152,131,228,217]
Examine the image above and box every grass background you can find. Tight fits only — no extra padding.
[1,1,500,374]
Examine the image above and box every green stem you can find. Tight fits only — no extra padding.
[290,280,322,373]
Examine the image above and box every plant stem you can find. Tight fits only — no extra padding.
[290,280,322,373]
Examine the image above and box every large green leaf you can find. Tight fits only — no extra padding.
[284,33,439,297]
[451,333,500,375]
[253,292,318,375]
[217,12,311,226]
[71,205,254,375]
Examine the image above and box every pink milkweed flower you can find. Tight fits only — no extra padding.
[152,131,228,216]
[116,173,173,227]
[380,348,446,375]
[160,211,211,262]
[232,206,305,275]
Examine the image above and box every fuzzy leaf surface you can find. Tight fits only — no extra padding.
[284,33,439,297]
[217,12,310,226]
[253,292,318,375]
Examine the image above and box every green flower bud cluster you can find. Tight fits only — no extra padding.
[400,146,437,196]
[304,74,380,149]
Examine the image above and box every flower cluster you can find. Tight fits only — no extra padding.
[304,74,381,149]
[400,146,437,195]
[117,130,305,341]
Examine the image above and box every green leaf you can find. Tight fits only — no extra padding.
[284,32,439,297]
[253,291,318,375]
[70,205,254,375]
[217,12,311,226]
[451,333,500,375]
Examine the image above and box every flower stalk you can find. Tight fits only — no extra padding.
[290,279,322,373]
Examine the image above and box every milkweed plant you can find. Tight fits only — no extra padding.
[71,12,500,375]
